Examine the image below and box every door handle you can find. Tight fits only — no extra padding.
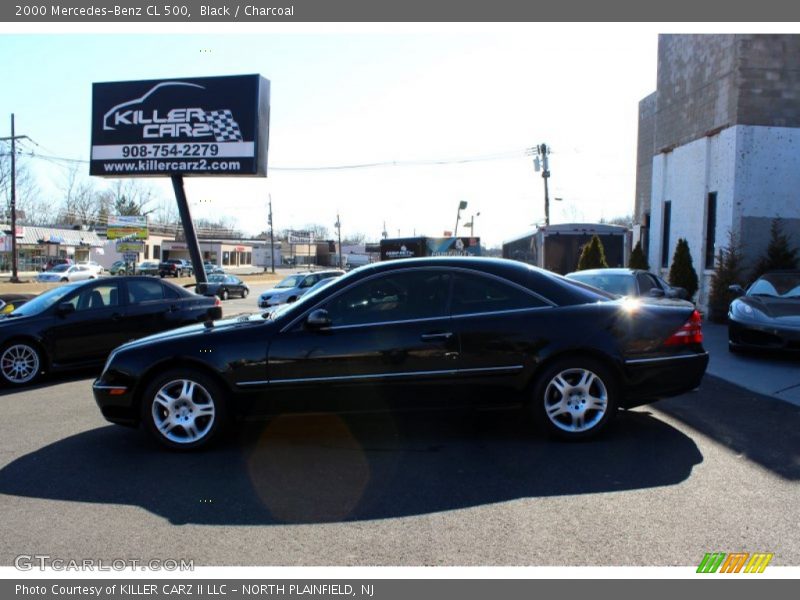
[420,332,453,341]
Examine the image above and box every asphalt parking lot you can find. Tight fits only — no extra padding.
[1,356,799,565]
[1,282,799,566]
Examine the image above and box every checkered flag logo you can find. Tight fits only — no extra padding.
[205,109,244,142]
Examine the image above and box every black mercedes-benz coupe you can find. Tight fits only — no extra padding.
[94,257,709,449]
[0,277,222,387]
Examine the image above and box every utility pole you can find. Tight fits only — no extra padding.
[1,115,30,283]
[335,212,342,269]
[538,143,551,226]
[268,193,275,273]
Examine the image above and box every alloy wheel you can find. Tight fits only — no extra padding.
[543,367,608,433]
[1,343,41,385]
[151,378,216,445]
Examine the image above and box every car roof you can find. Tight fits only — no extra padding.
[566,268,641,276]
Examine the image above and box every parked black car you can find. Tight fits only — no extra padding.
[196,274,250,300]
[0,277,222,386]
[94,257,708,450]
[566,268,691,302]
[728,271,800,352]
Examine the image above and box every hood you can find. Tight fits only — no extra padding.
[741,296,800,322]
[114,314,269,352]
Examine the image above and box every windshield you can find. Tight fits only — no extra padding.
[50,264,70,273]
[267,274,348,320]
[748,273,800,298]
[275,275,304,289]
[7,285,78,317]
[566,273,636,297]
[208,274,226,282]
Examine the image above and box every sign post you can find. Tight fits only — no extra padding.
[90,74,270,286]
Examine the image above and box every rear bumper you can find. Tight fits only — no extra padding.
[621,351,709,408]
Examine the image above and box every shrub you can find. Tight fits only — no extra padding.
[576,235,609,270]
[707,232,746,323]
[753,217,799,278]
[668,238,699,300]
[628,240,650,270]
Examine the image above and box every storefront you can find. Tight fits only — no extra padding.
[0,225,103,272]
[161,240,253,268]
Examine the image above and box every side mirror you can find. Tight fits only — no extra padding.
[306,309,332,330]
[728,284,745,297]
[206,306,223,321]
[648,288,666,298]
[57,302,76,316]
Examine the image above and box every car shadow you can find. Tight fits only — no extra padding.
[654,374,800,480]
[0,407,702,525]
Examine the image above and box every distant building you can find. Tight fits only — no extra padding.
[635,34,800,308]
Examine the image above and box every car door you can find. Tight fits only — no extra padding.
[123,279,175,337]
[449,270,553,386]
[46,280,129,365]
[267,269,457,392]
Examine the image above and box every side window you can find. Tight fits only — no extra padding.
[451,272,545,315]
[128,280,165,304]
[66,283,121,312]
[162,284,181,300]
[636,273,658,294]
[325,271,450,327]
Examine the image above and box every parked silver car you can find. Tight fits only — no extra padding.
[258,270,344,308]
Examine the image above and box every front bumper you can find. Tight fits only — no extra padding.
[728,318,800,351]
[93,379,138,426]
[621,351,709,408]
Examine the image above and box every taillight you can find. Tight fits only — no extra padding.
[664,309,703,346]
[214,297,221,307]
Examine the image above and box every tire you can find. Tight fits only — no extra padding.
[220,289,229,301]
[242,288,249,299]
[529,356,618,441]
[141,368,227,450]
[60,278,68,282]
[0,341,43,386]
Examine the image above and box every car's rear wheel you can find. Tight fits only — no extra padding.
[142,369,226,450]
[530,357,618,440]
[60,277,68,282]
[0,341,43,386]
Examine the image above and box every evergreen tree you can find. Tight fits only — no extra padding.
[708,232,746,323]
[628,240,650,270]
[576,235,609,270]
[754,217,799,278]
[668,238,699,300]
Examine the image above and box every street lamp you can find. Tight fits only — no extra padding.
[454,200,468,236]
[463,211,481,237]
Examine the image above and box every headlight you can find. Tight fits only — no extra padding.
[732,302,758,319]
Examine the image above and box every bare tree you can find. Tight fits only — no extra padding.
[0,149,46,225]
[58,163,99,224]
[104,179,157,216]
[342,231,367,245]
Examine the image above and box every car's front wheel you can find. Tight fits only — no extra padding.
[241,288,249,298]
[142,369,226,450]
[0,341,43,386]
[530,357,618,440]
[220,289,229,301]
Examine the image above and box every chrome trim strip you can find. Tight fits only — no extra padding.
[625,352,709,365]
[328,316,449,332]
[452,306,552,320]
[235,365,525,387]
[92,384,128,390]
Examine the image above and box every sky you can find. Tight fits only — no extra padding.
[0,26,661,246]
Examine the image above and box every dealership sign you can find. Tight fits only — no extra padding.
[90,74,270,177]
[107,215,148,240]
